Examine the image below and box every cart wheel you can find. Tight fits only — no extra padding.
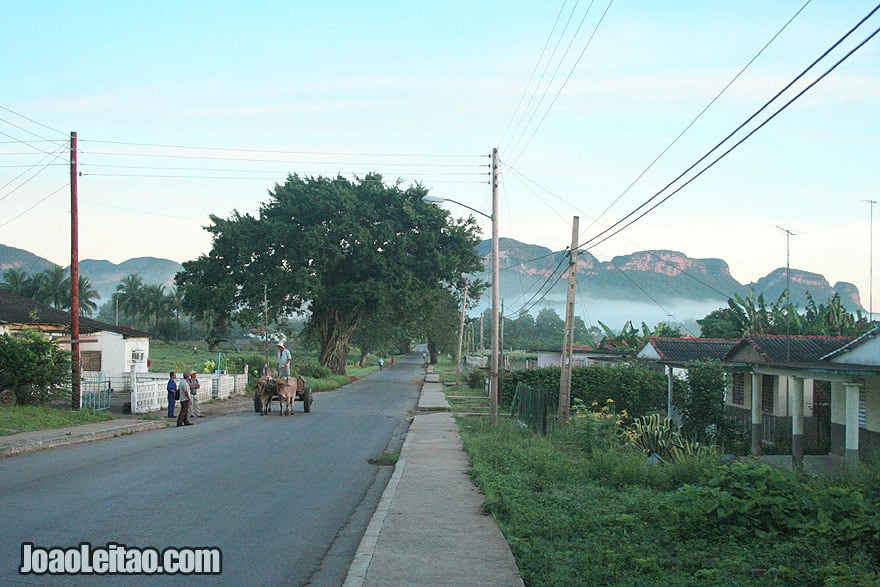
[253,393,262,413]
[0,389,14,407]
[302,388,312,413]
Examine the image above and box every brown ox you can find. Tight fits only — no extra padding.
[254,377,282,416]
[275,375,307,415]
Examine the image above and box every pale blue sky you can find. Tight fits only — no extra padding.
[2,1,879,312]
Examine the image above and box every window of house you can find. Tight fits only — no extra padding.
[732,372,745,405]
[81,351,102,371]
[761,374,774,413]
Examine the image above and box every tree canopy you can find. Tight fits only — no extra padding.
[176,173,484,373]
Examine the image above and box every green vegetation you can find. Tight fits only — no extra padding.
[459,416,880,586]
[176,174,483,374]
[0,405,112,435]
[0,330,71,405]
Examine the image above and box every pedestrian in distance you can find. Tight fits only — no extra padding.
[378,357,384,370]
[276,342,292,378]
[189,371,203,417]
[176,372,193,427]
[390,357,395,369]
[166,372,178,418]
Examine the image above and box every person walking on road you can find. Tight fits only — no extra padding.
[378,357,384,370]
[276,342,292,378]
[166,372,178,418]
[188,371,203,417]
[176,373,193,427]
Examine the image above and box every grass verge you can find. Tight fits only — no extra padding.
[0,405,113,436]
[458,415,880,586]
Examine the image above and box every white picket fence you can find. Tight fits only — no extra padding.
[126,367,251,414]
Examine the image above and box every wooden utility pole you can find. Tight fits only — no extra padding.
[70,131,81,410]
[489,147,500,425]
[455,279,469,386]
[558,216,579,421]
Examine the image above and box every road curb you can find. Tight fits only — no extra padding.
[0,420,170,458]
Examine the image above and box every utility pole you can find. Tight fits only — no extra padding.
[263,284,269,376]
[867,200,877,321]
[777,226,797,362]
[455,279,469,386]
[489,147,500,425]
[559,216,579,422]
[70,131,81,411]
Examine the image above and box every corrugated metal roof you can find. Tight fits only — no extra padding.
[0,290,150,338]
[724,335,853,365]
[644,337,737,363]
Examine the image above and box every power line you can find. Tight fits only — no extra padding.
[509,0,615,165]
[505,0,590,158]
[579,6,880,252]
[84,138,485,159]
[498,1,571,148]
[0,183,68,228]
[582,0,813,239]
[0,105,67,138]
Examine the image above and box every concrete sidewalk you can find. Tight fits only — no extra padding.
[0,418,169,458]
[344,377,524,586]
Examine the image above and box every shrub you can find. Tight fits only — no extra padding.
[295,363,333,379]
[0,330,71,405]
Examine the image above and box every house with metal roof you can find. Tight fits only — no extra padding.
[636,337,738,423]
[0,289,151,380]
[723,331,880,466]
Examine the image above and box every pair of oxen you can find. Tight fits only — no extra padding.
[253,375,311,415]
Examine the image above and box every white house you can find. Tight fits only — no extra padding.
[0,289,151,380]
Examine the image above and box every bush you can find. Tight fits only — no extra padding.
[504,363,672,418]
[0,330,71,405]
[225,353,267,379]
[468,369,486,390]
[295,363,333,379]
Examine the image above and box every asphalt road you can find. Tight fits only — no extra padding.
[0,357,422,586]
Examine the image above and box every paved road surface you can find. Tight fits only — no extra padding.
[1,358,421,586]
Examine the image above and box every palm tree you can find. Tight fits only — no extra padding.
[75,276,100,317]
[115,274,145,328]
[1,268,34,296]
[36,267,70,309]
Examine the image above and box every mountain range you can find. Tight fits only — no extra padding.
[0,240,863,330]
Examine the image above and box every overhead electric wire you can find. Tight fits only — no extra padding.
[579,3,880,252]
[84,138,484,159]
[582,15,880,252]
[498,1,571,148]
[505,0,587,158]
[0,183,68,228]
[509,0,614,166]
[583,0,812,237]
[0,105,67,139]
[0,144,67,203]
[504,247,571,318]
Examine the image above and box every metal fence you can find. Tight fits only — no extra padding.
[510,382,558,436]
[80,376,112,411]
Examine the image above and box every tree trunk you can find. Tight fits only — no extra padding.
[316,309,360,375]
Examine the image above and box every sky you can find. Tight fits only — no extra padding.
[2,0,879,317]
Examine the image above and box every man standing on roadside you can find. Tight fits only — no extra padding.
[189,371,203,418]
[166,372,177,418]
[276,342,291,378]
[176,372,193,427]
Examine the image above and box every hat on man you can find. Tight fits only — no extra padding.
[189,370,197,376]
[276,342,284,348]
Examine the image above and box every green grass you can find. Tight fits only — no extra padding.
[458,416,880,586]
[0,405,113,435]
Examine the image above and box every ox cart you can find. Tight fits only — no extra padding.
[252,376,313,415]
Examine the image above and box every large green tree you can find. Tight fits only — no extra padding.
[176,173,483,374]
